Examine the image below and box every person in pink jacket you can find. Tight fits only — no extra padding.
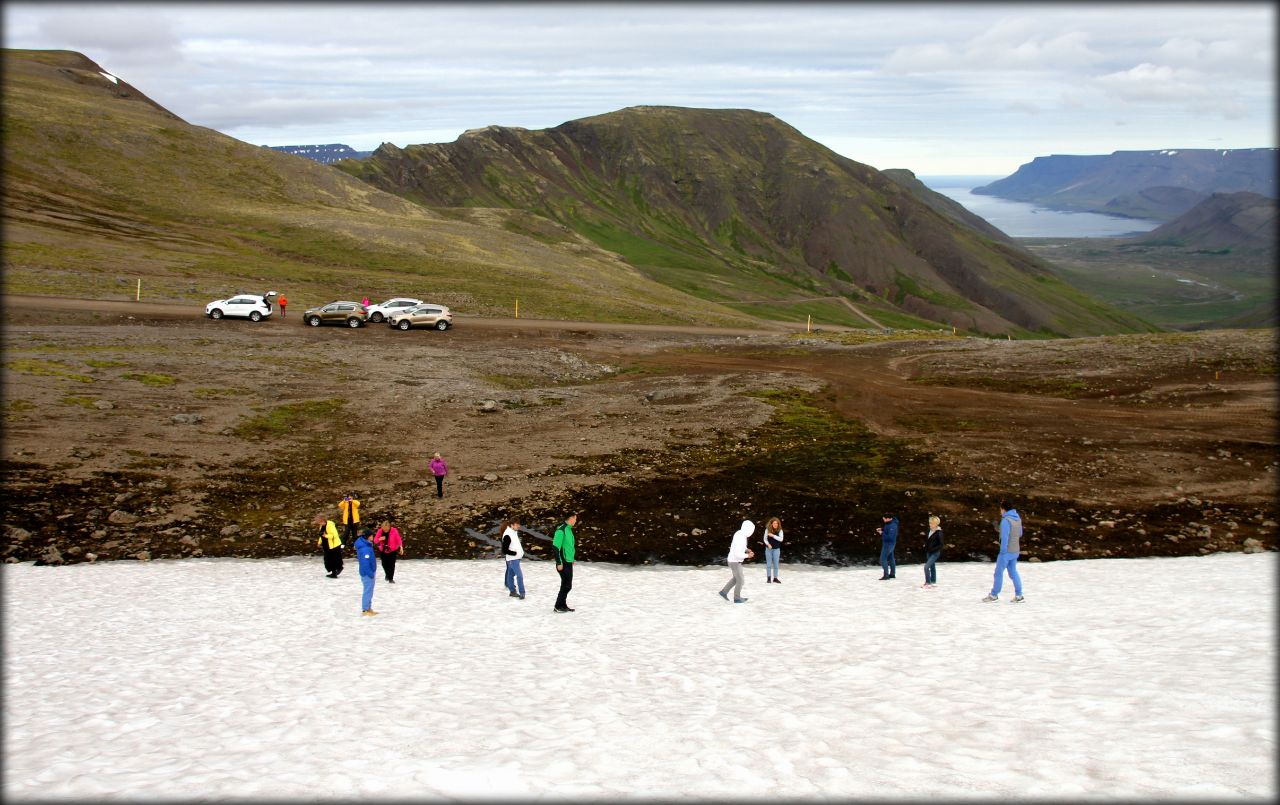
[373,517,404,583]
[429,453,448,498]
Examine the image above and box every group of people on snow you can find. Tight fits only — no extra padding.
[314,480,1025,616]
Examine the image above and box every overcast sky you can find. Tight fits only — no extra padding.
[4,2,1275,176]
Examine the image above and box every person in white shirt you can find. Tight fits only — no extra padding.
[718,519,756,603]
[500,518,525,600]
[762,516,784,583]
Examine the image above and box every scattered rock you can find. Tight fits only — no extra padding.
[1242,537,1264,554]
[171,413,203,425]
[484,473,499,482]
[134,551,151,561]
[93,400,115,410]
[220,524,241,536]
[5,525,31,543]
[480,400,498,412]
[180,535,199,546]
[85,552,98,562]
[114,491,135,505]
[108,510,139,524]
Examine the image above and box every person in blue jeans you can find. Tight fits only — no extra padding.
[983,501,1024,603]
[762,517,784,583]
[922,515,943,588]
[501,517,526,600]
[876,513,898,580]
[355,529,378,616]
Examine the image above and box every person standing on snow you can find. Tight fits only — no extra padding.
[355,529,378,616]
[922,515,944,588]
[719,519,756,603]
[315,513,343,578]
[373,518,403,583]
[552,513,578,613]
[429,453,448,499]
[876,513,899,580]
[338,493,361,542]
[983,501,1025,603]
[763,516,784,584]
[501,517,526,600]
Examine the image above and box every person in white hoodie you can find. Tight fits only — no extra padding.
[500,517,525,600]
[718,519,756,603]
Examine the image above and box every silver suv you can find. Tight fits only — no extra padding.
[388,304,453,331]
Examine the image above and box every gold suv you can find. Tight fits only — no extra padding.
[302,301,368,328]
[388,304,453,331]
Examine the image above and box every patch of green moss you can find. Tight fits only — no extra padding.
[232,398,345,438]
[6,358,95,383]
[122,372,177,387]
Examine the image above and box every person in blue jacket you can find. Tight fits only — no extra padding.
[983,501,1024,603]
[355,529,378,616]
[876,513,898,580]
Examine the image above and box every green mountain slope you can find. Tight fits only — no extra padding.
[343,106,1155,336]
[1,50,762,325]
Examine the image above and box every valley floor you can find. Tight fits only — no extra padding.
[3,553,1274,799]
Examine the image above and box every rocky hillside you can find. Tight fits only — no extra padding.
[974,148,1277,220]
[341,106,1152,337]
[1,50,761,326]
[1131,192,1277,253]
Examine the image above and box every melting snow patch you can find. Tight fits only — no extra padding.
[99,72,119,84]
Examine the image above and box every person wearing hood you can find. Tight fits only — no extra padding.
[983,501,1025,603]
[314,513,343,578]
[718,520,756,603]
[355,528,378,616]
[876,513,899,580]
[501,517,526,600]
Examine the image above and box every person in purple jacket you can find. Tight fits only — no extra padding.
[429,453,448,498]
[355,529,378,616]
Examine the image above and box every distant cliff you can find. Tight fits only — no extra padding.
[974,149,1277,221]
[267,143,373,164]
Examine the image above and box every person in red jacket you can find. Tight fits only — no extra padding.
[373,518,403,583]
[278,294,287,318]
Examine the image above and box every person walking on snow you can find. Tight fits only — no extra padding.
[373,518,403,583]
[338,493,361,542]
[763,516,784,583]
[876,513,899,580]
[501,517,526,600]
[429,453,448,498]
[719,519,756,603]
[922,515,944,588]
[552,513,578,612]
[983,501,1025,603]
[355,529,378,616]
[315,513,343,578]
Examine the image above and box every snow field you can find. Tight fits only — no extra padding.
[3,552,1275,800]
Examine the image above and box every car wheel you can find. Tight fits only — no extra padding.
[307,316,322,327]
[370,312,383,323]
[347,317,362,328]
[210,309,223,320]
[249,311,262,322]
[397,319,411,331]
[435,320,450,331]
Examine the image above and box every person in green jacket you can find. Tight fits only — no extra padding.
[552,512,579,613]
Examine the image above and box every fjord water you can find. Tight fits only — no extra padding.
[921,176,1163,238]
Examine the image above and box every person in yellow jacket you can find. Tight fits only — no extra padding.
[314,513,344,578]
[338,493,361,542]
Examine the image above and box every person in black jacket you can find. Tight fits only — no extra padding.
[922,515,943,588]
[876,514,898,580]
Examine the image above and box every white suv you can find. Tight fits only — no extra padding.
[206,294,274,322]
[365,297,422,323]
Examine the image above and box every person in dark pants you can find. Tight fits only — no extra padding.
[552,513,578,612]
[876,513,898,579]
[922,515,943,588]
[314,513,343,578]
[429,453,448,498]
[373,518,403,583]
[338,493,361,542]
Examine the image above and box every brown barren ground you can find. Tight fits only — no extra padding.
[3,295,1276,569]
